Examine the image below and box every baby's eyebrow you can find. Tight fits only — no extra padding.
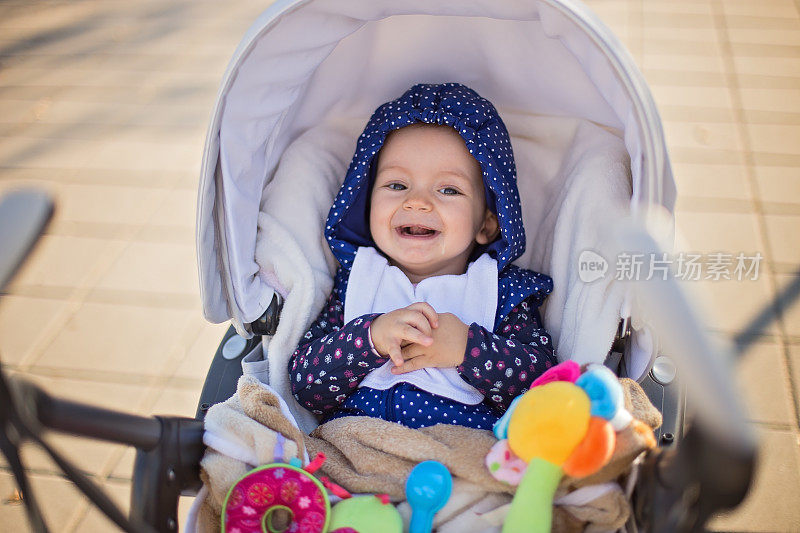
[437,169,480,188]
[376,165,407,175]
[437,169,471,180]
[375,165,478,188]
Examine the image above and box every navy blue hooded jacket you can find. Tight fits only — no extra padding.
[288,84,558,418]
[325,83,552,326]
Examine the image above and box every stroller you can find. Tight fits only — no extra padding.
[0,1,758,531]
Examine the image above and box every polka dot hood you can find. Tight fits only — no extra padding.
[325,83,552,325]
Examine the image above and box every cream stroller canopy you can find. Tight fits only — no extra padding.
[195,0,676,389]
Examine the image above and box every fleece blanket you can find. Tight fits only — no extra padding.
[251,114,650,435]
[192,375,661,532]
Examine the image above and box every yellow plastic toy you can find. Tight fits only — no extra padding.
[499,362,621,533]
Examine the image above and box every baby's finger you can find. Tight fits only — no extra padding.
[401,325,433,347]
[388,343,404,368]
[391,355,427,375]
[401,343,425,360]
[404,311,432,337]
[407,302,439,328]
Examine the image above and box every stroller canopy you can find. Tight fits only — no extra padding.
[196,0,675,353]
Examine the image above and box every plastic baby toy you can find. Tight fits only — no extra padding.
[486,361,631,533]
[222,451,404,533]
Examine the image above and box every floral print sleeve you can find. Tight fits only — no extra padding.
[289,294,386,416]
[457,295,557,414]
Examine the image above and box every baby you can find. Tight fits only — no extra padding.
[289,83,557,430]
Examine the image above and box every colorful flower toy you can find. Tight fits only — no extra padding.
[223,451,405,533]
[486,362,626,533]
[222,453,347,533]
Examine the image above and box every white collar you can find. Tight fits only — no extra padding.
[344,246,497,330]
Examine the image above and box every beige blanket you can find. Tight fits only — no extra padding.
[197,376,660,532]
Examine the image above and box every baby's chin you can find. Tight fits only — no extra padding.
[388,255,470,281]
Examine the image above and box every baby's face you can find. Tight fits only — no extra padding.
[370,124,498,282]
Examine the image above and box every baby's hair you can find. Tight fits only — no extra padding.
[381,121,452,144]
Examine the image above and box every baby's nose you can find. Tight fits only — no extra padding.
[403,191,433,211]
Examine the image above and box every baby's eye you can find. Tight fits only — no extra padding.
[385,182,406,191]
[439,187,461,196]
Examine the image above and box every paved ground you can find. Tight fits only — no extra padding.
[0,0,798,531]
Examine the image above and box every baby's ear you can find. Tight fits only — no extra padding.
[476,210,500,245]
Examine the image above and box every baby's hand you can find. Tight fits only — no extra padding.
[370,302,439,367]
[392,313,469,374]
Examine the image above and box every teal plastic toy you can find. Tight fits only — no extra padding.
[405,461,452,533]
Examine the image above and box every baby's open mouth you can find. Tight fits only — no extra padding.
[397,225,438,237]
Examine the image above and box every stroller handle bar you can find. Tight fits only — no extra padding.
[2,371,205,533]
[0,189,53,292]
[9,377,163,451]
